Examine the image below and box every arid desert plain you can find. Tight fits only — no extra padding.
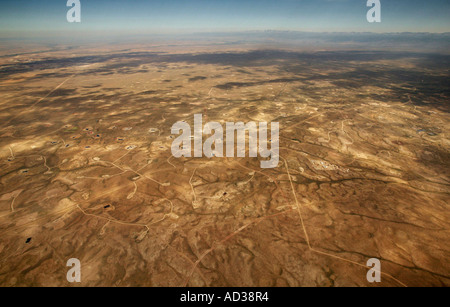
[0,39,449,286]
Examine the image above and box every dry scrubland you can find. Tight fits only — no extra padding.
[0,43,449,286]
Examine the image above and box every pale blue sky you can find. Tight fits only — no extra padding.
[0,0,449,35]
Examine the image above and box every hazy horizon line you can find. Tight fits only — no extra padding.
[1,29,450,38]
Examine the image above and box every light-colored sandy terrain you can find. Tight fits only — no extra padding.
[0,43,449,286]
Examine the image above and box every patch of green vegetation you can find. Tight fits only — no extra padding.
[64,127,79,132]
